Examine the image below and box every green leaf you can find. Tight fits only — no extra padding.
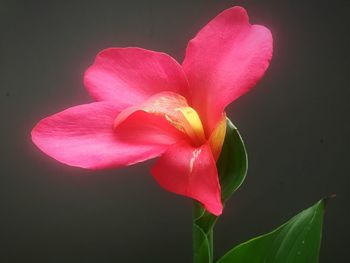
[217,118,248,202]
[216,198,328,263]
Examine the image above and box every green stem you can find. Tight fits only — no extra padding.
[208,227,214,261]
[193,202,217,263]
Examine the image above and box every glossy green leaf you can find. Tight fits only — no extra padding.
[217,199,327,263]
[217,118,248,202]
[192,119,248,263]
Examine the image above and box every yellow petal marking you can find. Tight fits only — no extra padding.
[208,115,227,161]
[175,106,206,145]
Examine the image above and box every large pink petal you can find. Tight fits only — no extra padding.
[151,140,222,216]
[84,47,189,106]
[31,102,179,169]
[183,6,273,133]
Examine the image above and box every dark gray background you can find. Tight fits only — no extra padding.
[1,0,349,262]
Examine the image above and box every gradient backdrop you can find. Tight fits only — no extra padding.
[1,0,349,262]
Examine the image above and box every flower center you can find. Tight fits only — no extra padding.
[114,92,206,146]
[114,91,226,159]
[165,105,206,146]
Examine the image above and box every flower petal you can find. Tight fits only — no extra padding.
[183,6,273,133]
[84,47,189,106]
[31,102,176,169]
[151,140,222,216]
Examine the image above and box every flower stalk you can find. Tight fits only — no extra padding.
[193,202,217,263]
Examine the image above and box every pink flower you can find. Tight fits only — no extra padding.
[31,7,272,216]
